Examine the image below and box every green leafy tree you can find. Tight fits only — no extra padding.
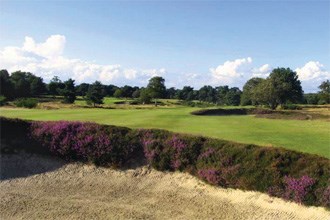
[0,69,14,99]
[166,87,177,99]
[60,79,76,103]
[226,87,242,106]
[139,88,152,104]
[86,81,105,107]
[121,85,134,99]
[254,68,303,109]
[215,86,229,105]
[29,76,46,96]
[318,80,330,104]
[10,71,31,98]
[76,83,90,98]
[132,89,140,99]
[104,84,118,97]
[48,76,64,96]
[304,93,319,105]
[241,77,264,106]
[199,85,216,103]
[178,86,194,101]
[147,76,166,106]
[113,89,123,98]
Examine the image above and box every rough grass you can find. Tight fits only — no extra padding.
[1,105,329,158]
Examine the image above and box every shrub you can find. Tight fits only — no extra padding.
[0,95,6,106]
[30,121,139,166]
[281,104,302,110]
[283,175,316,203]
[198,169,221,185]
[14,98,38,108]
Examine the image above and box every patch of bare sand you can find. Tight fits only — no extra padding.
[0,154,329,220]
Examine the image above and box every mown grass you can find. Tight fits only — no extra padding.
[1,105,329,158]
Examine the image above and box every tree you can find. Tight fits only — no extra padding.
[60,79,76,103]
[48,76,64,96]
[147,76,166,106]
[121,85,134,99]
[304,93,319,105]
[113,89,123,98]
[199,85,216,103]
[226,87,242,106]
[178,86,194,101]
[86,81,105,107]
[10,71,31,98]
[104,84,118,97]
[76,83,90,98]
[132,89,140,99]
[241,78,264,106]
[215,86,229,105]
[139,88,152,104]
[0,69,14,99]
[29,76,46,96]
[165,87,177,99]
[254,68,303,109]
[318,80,330,104]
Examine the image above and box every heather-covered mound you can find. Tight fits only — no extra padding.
[1,117,329,208]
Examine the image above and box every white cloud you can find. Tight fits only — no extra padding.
[0,35,166,86]
[209,57,254,86]
[294,61,330,93]
[22,35,65,58]
[295,61,330,81]
[124,69,138,80]
[252,64,272,78]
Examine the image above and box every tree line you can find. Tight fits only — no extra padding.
[0,68,329,109]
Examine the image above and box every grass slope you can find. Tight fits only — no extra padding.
[1,106,329,158]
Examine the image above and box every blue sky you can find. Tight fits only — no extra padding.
[0,1,329,92]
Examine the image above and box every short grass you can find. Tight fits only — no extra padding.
[1,105,329,158]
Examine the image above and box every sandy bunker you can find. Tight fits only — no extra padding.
[1,154,329,220]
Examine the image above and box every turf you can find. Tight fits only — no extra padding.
[1,106,329,158]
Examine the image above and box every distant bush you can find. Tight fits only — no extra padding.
[0,95,6,106]
[14,98,38,108]
[1,117,329,208]
[281,104,302,110]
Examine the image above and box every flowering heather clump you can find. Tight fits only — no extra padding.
[140,131,157,161]
[167,135,188,170]
[167,135,187,152]
[30,121,133,165]
[198,148,215,160]
[283,175,316,203]
[198,169,221,185]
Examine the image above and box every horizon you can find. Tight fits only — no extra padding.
[0,1,329,92]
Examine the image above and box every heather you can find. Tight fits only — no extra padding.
[30,121,139,166]
[1,117,330,208]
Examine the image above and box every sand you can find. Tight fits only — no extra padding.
[0,153,329,220]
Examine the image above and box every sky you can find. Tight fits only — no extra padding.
[0,0,329,92]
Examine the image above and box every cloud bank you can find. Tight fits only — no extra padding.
[0,35,328,92]
[0,35,166,86]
